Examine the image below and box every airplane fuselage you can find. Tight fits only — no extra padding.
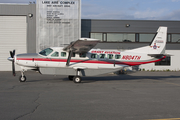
[14,47,165,76]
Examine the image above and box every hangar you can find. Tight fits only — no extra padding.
[0,3,180,71]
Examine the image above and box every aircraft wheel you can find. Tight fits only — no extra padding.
[73,76,81,83]
[68,76,74,81]
[19,75,26,82]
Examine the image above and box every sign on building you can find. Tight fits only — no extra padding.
[36,0,81,52]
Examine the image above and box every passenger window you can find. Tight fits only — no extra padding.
[99,54,105,59]
[72,53,76,57]
[107,54,113,59]
[51,52,59,57]
[91,54,97,59]
[61,52,66,57]
[115,55,121,59]
[79,53,86,58]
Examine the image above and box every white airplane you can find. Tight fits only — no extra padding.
[8,26,169,83]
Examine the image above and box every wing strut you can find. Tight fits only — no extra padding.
[66,50,73,66]
[63,38,100,66]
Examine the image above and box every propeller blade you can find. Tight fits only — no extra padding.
[12,60,16,76]
[10,51,13,58]
[12,50,15,57]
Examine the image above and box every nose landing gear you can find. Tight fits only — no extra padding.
[19,71,26,82]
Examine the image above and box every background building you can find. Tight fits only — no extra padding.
[81,19,180,71]
[0,4,180,71]
[0,4,36,71]
[36,0,81,52]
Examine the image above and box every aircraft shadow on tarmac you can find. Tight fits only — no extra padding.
[78,74,180,83]
[27,74,180,83]
[21,72,180,83]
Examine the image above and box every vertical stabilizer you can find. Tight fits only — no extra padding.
[126,27,168,54]
[149,26,167,54]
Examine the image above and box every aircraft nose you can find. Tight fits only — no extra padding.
[7,57,14,61]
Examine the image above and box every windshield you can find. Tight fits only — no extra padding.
[39,48,53,56]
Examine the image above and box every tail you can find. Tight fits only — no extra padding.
[126,26,167,54]
[149,26,167,54]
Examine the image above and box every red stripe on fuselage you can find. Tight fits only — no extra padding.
[119,56,166,66]
[16,56,166,66]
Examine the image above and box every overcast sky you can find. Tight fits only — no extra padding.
[0,0,180,20]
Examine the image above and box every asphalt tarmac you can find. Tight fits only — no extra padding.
[0,71,180,120]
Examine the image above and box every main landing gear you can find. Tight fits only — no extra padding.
[68,69,82,83]
[19,71,26,82]
[68,76,82,83]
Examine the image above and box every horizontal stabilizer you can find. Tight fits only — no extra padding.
[148,54,173,57]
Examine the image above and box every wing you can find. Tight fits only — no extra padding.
[63,38,100,53]
[63,38,100,66]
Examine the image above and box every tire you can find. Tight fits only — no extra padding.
[68,76,74,81]
[19,75,26,82]
[73,76,81,83]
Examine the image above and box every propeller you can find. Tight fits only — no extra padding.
[8,50,16,76]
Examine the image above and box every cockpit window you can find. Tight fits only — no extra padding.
[61,52,66,57]
[51,51,59,57]
[39,48,53,56]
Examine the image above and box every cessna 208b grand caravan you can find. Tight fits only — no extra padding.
[8,26,169,83]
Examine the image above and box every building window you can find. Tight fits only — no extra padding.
[90,32,180,43]
[90,33,102,41]
[103,33,107,42]
[167,34,171,42]
[107,33,122,42]
[107,33,135,42]
[139,34,155,42]
[155,56,171,66]
[172,34,180,42]
[135,33,139,42]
